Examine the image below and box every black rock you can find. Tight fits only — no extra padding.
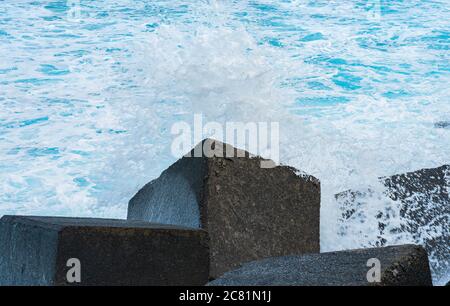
[208,245,432,286]
[434,121,450,129]
[0,215,209,285]
[335,165,450,281]
[128,139,320,278]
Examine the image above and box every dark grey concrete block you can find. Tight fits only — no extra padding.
[0,215,209,286]
[128,139,320,278]
[335,165,449,281]
[207,245,433,286]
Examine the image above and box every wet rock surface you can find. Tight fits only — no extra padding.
[208,245,433,286]
[128,139,320,278]
[0,215,209,285]
[335,165,450,281]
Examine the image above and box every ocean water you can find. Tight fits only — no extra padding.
[0,0,449,284]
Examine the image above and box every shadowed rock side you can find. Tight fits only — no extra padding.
[208,245,432,286]
[0,216,209,286]
[335,165,450,281]
[128,139,321,279]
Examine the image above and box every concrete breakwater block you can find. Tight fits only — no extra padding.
[128,139,320,278]
[208,245,433,286]
[335,165,449,281]
[0,216,209,286]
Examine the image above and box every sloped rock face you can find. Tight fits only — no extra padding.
[0,216,209,286]
[208,245,432,286]
[128,139,321,279]
[335,165,450,281]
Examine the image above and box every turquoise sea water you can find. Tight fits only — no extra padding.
[0,1,449,283]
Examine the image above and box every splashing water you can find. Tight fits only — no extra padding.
[0,1,449,283]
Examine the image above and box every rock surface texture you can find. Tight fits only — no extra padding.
[208,245,432,286]
[128,139,321,278]
[335,165,450,282]
[0,215,209,285]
